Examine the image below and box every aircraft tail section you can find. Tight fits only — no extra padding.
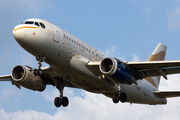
[147,43,167,61]
[145,43,167,89]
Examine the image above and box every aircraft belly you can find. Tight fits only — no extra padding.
[121,80,164,104]
[68,73,117,93]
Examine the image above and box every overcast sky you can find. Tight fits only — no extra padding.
[1,0,180,120]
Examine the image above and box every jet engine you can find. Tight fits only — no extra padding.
[99,57,135,85]
[11,65,46,91]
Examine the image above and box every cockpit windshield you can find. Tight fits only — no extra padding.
[25,21,34,24]
[34,22,40,27]
[39,22,46,28]
[22,21,46,29]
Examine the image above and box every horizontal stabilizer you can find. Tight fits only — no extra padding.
[154,91,180,98]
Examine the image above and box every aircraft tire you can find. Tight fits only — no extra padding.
[54,97,61,107]
[112,94,119,103]
[34,69,42,76]
[61,96,69,107]
[120,93,127,103]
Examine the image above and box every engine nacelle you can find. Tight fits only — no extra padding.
[99,57,135,85]
[11,65,46,91]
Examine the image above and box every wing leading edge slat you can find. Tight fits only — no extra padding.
[127,60,180,70]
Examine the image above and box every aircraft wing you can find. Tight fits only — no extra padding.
[41,66,79,88]
[88,60,180,80]
[0,74,21,89]
[0,66,79,89]
[0,74,12,81]
[154,91,180,98]
[126,60,180,80]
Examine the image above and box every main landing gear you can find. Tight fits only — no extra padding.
[112,85,127,103]
[54,77,69,107]
[33,56,69,107]
[112,92,127,103]
[34,56,46,76]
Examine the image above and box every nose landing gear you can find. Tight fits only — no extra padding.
[34,56,46,76]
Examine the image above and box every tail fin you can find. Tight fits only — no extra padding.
[145,43,167,89]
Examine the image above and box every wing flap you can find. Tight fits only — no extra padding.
[154,91,180,98]
[137,67,180,79]
[127,60,180,80]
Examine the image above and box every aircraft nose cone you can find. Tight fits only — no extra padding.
[13,25,26,42]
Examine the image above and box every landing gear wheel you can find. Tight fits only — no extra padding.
[112,93,120,103]
[120,93,127,103]
[61,97,69,107]
[54,96,69,107]
[112,92,127,103]
[53,77,69,108]
[54,97,61,107]
[34,69,42,76]
[112,97,119,103]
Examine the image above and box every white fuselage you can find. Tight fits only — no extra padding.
[13,19,166,105]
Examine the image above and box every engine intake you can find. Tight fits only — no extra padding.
[100,58,135,85]
[11,65,46,91]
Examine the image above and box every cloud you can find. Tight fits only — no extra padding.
[2,76,180,120]
[0,88,22,102]
[2,74,180,120]
[104,45,116,56]
[143,7,153,19]
[0,109,53,120]
[167,6,180,32]
[100,46,126,61]
[132,53,140,61]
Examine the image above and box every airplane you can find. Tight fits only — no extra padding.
[1,18,180,108]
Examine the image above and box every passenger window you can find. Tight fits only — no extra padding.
[34,22,40,27]
[25,21,34,24]
[40,22,46,28]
